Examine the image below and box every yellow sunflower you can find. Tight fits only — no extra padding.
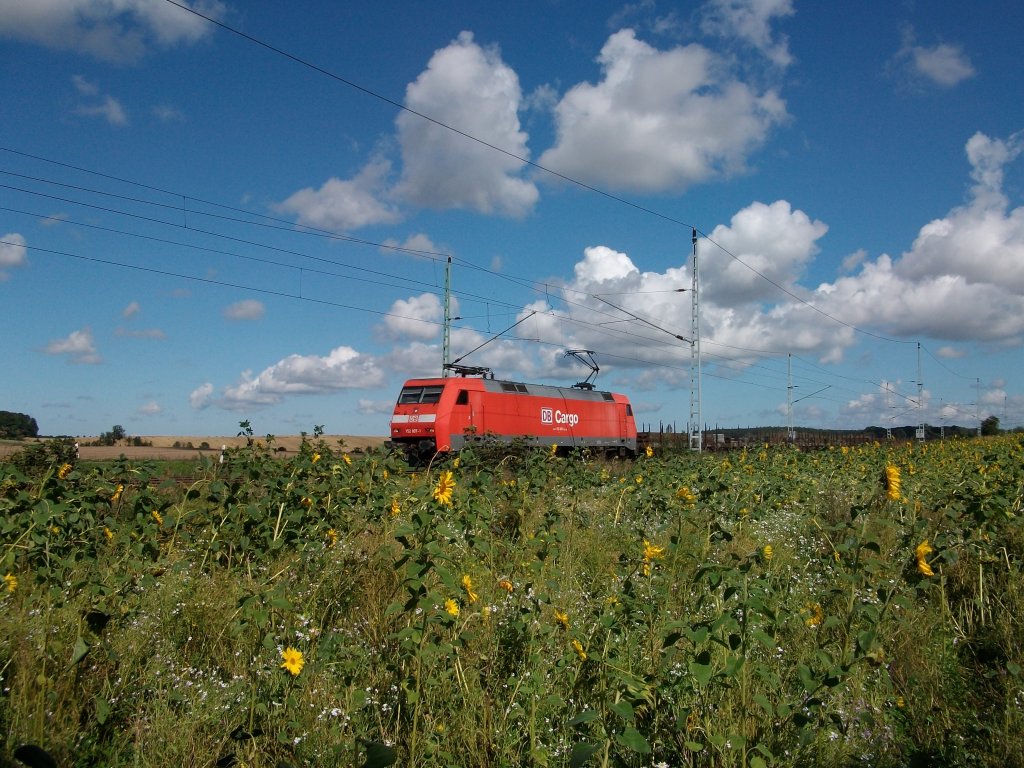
[433,470,456,506]
[280,646,305,676]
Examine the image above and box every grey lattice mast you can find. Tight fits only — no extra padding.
[689,228,702,452]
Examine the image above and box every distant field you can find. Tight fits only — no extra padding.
[0,434,387,460]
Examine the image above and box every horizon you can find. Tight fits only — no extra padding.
[3,1,1022,436]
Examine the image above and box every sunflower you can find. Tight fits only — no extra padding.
[444,598,460,617]
[676,486,697,506]
[915,539,935,577]
[461,574,479,604]
[571,638,587,661]
[642,539,665,576]
[883,465,902,501]
[804,603,824,627]
[643,540,665,562]
[280,646,305,676]
[433,470,456,506]
[553,608,570,630]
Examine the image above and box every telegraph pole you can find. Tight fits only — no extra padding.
[977,377,982,436]
[689,228,702,452]
[916,342,925,442]
[787,353,794,442]
[442,256,452,376]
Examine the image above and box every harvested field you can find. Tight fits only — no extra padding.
[0,435,387,461]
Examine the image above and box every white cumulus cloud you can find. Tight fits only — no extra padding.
[378,293,445,342]
[910,42,975,87]
[0,0,225,63]
[700,0,795,67]
[892,27,975,88]
[702,200,828,304]
[70,75,128,125]
[223,299,265,321]
[811,131,1024,343]
[537,29,788,193]
[138,400,163,416]
[0,232,27,280]
[394,31,538,217]
[276,157,401,233]
[74,94,129,126]
[220,346,386,409]
[190,382,214,410]
[44,328,101,364]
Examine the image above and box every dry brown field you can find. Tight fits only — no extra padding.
[0,435,387,461]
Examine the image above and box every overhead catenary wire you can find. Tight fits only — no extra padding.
[2,152,990,424]
[0,162,694,347]
[0,154,973,385]
[4,0,999,425]
[0,237,705,377]
[156,0,924,350]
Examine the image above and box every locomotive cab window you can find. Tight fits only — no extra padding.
[455,389,469,405]
[398,386,445,404]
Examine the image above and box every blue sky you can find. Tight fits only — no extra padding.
[2,0,1023,438]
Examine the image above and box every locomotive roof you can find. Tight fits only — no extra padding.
[400,376,623,401]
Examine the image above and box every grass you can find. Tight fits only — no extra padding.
[1,435,1022,767]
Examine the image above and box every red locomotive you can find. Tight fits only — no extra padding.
[388,364,637,464]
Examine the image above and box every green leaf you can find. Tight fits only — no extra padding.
[856,630,876,655]
[752,629,776,648]
[94,696,111,725]
[687,626,710,645]
[361,740,397,768]
[616,727,651,754]
[568,710,601,726]
[753,694,774,716]
[685,741,704,752]
[71,636,90,666]
[609,700,634,722]
[797,663,816,693]
[568,742,600,767]
[689,660,714,686]
[723,654,744,677]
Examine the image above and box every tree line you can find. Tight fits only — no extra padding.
[0,411,38,439]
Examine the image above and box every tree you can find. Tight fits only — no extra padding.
[981,415,1000,436]
[0,411,39,438]
[97,424,128,446]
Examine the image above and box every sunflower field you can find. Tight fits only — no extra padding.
[1,433,1022,767]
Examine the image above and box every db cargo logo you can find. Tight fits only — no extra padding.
[541,408,579,427]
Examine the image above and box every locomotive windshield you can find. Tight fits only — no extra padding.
[398,385,444,404]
